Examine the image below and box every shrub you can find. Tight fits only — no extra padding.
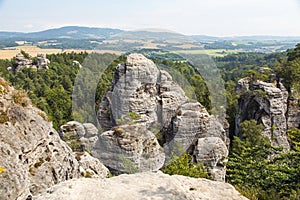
[128,112,141,120]
[116,112,141,125]
[38,111,49,121]
[0,110,8,123]
[161,152,210,179]
[12,90,29,107]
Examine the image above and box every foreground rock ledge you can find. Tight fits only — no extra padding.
[35,172,248,200]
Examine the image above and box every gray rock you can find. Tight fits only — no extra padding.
[13,53,33,71]
[37,54,50,69]
[287,88,300,130]
[165,102,228,181]
[59,121,85,151]
[96,54,228,181]
[194,137,228,181]
[76,152,109,179]
[236,78,290,149]
[11,53,50,71]
[34,172,248,200]
[0,78,80,200]
[82,123,99,137]
[83,124,165,174]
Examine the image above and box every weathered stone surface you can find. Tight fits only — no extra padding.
[77,152,109,179]
[165,102,228,180]
[98,53,188,131]
[13,53,33,71]
[194,137,228,181]
[37,54,50,69]
[236,78,290,149]
[11,53,50,71]
[35,172,248,200]
[83,124,165,174]
[287,88,300,130]
[0,78,80,200]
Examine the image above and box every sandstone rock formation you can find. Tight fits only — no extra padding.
[77,152,109,179]
[37,54,50,69]
[92,53,228,180]
[35,172,248,200]
[86,124,165,174]
[0,78,107,200]
[13,53,33,71]
[11,53,50,71]
[287,88,300,130]
[60,121,165,175]
[236,77,290,149]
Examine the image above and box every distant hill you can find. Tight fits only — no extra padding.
[1,26,299,42]
[0,26,123,40]
[191,35,300,42]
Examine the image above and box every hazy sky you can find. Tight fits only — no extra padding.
[0,0,299,36]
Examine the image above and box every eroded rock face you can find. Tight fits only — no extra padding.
[37,54,50,69]
[236,77,290,149]
[287,89,300,130]
[85,124,165,174]
[11,53,50,71]
[194,137,228,181]
[76,152,109,179]
[13,53,33,71]
[60,121,165,175]
[0,78,80,200]
[35,172,248,200]
[94,53,228,180]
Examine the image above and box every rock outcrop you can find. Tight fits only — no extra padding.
[12,53,33,71]
[86,124,165,174]
[0,78,79,199]
[37,54,50,69]
[35,171,248,200]
[77,152,109,179]
[0,78,107,200]
[11,53,50,71]
[287,88,300,130]
[60,121,165,175]
[85,53,229,180]
[236,77,290,149]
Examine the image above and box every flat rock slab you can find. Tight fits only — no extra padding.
[35,172,248,200]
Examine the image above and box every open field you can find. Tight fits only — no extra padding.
[0,45,122,59]
[174,49,242,57]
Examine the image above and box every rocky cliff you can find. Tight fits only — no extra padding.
[35,171,248,200]
[0,78,108,200]
[235,77,300,149]
[69,53,229,181]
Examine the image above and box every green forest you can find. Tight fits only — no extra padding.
[0,44,300,199]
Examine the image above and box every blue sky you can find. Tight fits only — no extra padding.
[0,0,299,36]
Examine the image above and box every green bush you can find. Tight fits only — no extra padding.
[12,90,28,107]
[161,153,210,179]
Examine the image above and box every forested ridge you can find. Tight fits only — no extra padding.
[0,44,300,199]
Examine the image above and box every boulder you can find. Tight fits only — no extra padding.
[83,124,165,174]
[76,152,109,179]
[34,172,248,200]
